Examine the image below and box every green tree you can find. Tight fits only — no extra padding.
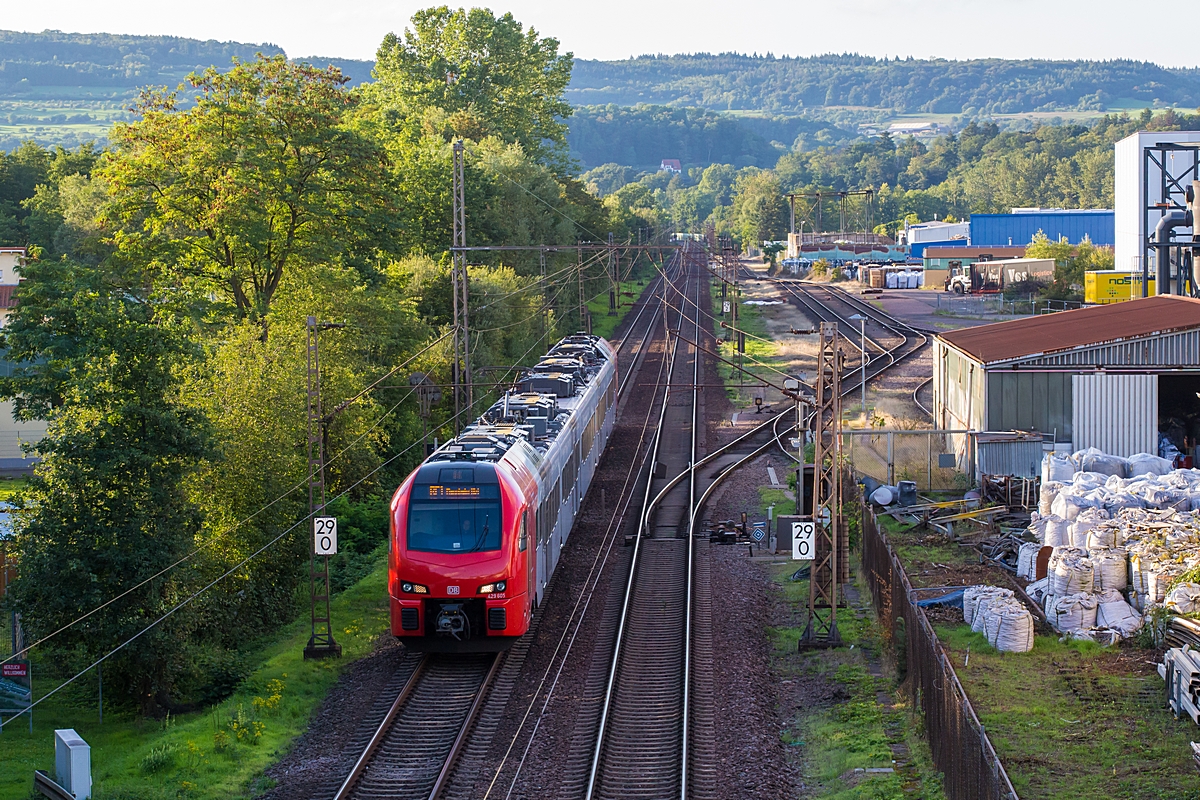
[371,6,573,167]
[1,258,210,713]
[731,169,787,249]
[101,55,394,333]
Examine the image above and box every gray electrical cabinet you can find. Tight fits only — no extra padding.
[55,728,91,800]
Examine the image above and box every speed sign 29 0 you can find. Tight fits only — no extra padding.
[314,516,338,555]
[792,521,815,561]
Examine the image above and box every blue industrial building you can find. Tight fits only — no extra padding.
[969,210,1114,248]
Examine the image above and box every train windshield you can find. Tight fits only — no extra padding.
[407,484,502,553]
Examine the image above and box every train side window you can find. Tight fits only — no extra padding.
[519,511,528,552]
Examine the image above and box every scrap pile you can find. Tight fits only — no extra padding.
[1019,447,1200,643]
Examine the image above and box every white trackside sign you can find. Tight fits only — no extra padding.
[314,516,338,555]
[792,521,815,561]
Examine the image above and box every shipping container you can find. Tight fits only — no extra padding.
[1084,271,1156,304]
[1072,373,1157,457]
[969,210,1114,248]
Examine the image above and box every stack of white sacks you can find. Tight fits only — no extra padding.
[884,270,926,289]
[1019,446,1200,641]
[962,586,1035,653]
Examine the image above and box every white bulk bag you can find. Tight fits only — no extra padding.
[1082,452,1128,477]
[1051,548,1094,595]
[1089,548,1128,591]
[1042,515,1069,547]
[1165,582,1200,614]
[1048,593,1099,632]
[1068,507,1109,548]
[1017,542,1042,580]
[1095,589,1143,637]
[964,586,1013,626]
[1039,481,1064,516]
[1127,452,1173,477]
[1043,454,1076,483]
[989,602,1035,653]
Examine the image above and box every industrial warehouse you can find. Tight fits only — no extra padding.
[933,295,1200,461]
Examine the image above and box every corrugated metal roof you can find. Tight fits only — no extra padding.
[922,246,1027,259]
[939,295,1200,365]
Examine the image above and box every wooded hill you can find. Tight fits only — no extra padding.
[0,29,373,97]
[569,53,1200,114]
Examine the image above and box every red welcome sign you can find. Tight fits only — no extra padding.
[2,663,28,678]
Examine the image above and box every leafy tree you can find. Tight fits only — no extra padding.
[1,258,210,713]
[732,169,787,248]
[1027,230,1114,298]
[371,6,573,166]
[101,55,394,333]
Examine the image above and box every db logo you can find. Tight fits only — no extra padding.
[447,585,460,595]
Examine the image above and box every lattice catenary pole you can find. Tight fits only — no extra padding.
[800,322,843,649]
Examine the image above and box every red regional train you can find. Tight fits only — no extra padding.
[388,334,617,651]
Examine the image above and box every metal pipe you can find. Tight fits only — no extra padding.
[1153,210,1189,295]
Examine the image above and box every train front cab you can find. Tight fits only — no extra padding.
[389,461,535,651]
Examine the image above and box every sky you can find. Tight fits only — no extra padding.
[6,0,1198,67]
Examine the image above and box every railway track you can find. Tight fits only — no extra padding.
[318,248,810,800]
[332,654,500,800]
[768,278,931,415]
[585,243,704,800]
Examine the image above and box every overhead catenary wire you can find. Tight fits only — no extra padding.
[0,394,491,729]
[0,329,454,668]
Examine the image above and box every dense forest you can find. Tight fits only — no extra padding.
[583,108,1200,252]
[0,29,374,96]
[566,104,850,170]
[570,53,1200,114]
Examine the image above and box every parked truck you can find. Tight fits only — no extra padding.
[944,257,1056,294]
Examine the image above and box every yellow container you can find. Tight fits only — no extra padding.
[1084,271,1155,304]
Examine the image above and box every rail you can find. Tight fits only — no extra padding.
[332,653,500,800]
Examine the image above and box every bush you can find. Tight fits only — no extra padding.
[140,742,178,774]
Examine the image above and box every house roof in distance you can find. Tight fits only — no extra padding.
[938,295,1200,365]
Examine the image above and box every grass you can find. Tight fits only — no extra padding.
[0,478,27,502]
[0,560,391,800]
[710,280,781,403]
[770,560,946,799]
[936,623,1200,800]
[587,277,651,340]
[876,513,1200,799]
[758,486,793,517]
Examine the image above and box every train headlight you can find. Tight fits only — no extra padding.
[478,580,507,594]
[401,582,428,594]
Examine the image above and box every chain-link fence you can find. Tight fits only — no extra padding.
[841,429,974,491]
[863,508,1019,800]
[935,294,1082,317]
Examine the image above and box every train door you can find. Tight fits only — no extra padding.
[550,479,562,573]
[537,500,548,606]
[522,507,536,610]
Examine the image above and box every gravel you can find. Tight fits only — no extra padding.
[264,267,821,800]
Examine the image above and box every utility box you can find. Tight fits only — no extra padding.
[54,729,91,800]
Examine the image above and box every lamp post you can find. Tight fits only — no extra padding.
[848,314,867,414]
